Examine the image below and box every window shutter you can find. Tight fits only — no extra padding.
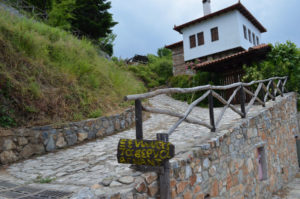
[189,35,196,48]
[252,33,256,45]
[197,32,204,46]
[243,25,247,40]
[256,37,260,45]
[248,29,252,43]
[211,27,219,42]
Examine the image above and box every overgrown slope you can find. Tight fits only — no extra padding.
[0,9,145,127]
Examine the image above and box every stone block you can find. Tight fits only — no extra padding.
[20,144,45,158]
[46,136,56,152]
[17,137,28,146]
[56,136,67,148]
[66,134,77,146]
[78,132,88,142]
[176,181,188,194]
[0,150,18,164]
[3,139,16,150]
[147,182,158,197]
[135,181,147,193]
[88,130,97,140]
[143,172,157,184]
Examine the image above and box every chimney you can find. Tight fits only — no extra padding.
[202,0,211,16]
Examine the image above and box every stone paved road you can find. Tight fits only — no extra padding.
[0,94,271,197]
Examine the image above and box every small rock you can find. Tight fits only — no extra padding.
[148,182,158,197]
[0,150,18,164]
[71,188,96,199]
[46,136,56,152]
[77,132,88,142]
[91,184,102,189]
[101,178,113,186]
[110,181,122,187]
[135,181,147,193]
[17,137,28,146]
[143,172,157,184]
[185,166,192,179]
[3,139,16,150]
[118,176,134,184]
[66,134,77,146]
[209,165,216,176]
[56,137,67,148]
[203,158,210,168]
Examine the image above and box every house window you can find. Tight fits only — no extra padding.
[252,33,256,45]
[257,147,268,181]
[243,25,247,39]
[256,36,260,45]
[248,29,252,43]
[197,32,204,46]
[211,27,219,42]
[189,35,196,48]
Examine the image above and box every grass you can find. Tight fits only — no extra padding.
[0,8,146,127]
[35,176,56,184]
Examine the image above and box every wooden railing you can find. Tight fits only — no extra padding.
[125,76,288,136]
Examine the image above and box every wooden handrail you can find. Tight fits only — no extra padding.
[129,76,288,135]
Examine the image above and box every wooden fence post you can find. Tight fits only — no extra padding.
[157,133,170,199]
[240,85,246,118]
[279,81,284,97]
[270,80,275,101]
[135,99,143,140]
[208,90,216,132]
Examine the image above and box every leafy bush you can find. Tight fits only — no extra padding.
[126,48,173,88]
[169,72,222,106]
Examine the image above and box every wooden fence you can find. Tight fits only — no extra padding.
[124,76,287,198]
[125,76,288,135]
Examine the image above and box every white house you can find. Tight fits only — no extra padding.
[166,0,270,77]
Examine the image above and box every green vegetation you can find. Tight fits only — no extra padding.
[35,176,56,184]
[114,48,173,88]
[25,0,117,56]
[244,42,300,91]
[169,72,222,106]
[243,41,300,100]
[0,9,145,127]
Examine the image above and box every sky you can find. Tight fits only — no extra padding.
[110,0,300,59]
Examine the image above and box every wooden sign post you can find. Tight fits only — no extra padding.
[117,138,175,167]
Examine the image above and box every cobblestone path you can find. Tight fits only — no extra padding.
[273,173,300,199]
[0,94,267,197]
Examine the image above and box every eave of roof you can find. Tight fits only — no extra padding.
[174,2,267,34]
[194,44,271,70]
[165,41,183,49]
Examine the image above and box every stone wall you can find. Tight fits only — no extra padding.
[153,93,299,198]
[83,93,299,199]
[171,44,186,76]
[0,108,135,165]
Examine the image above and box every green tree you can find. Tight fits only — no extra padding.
[26,0,52,11]
[71,0,117,40]
[157,47,172,59]
[48,0,76,30]
[98,33,116,56]
[243,41,300,92]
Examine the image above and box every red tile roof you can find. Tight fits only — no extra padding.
[165,41,183,49]
[194,44,271,69]
[174,2,267,33]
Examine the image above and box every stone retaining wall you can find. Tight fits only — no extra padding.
[0,108,135,165]
[85,93,299,199]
